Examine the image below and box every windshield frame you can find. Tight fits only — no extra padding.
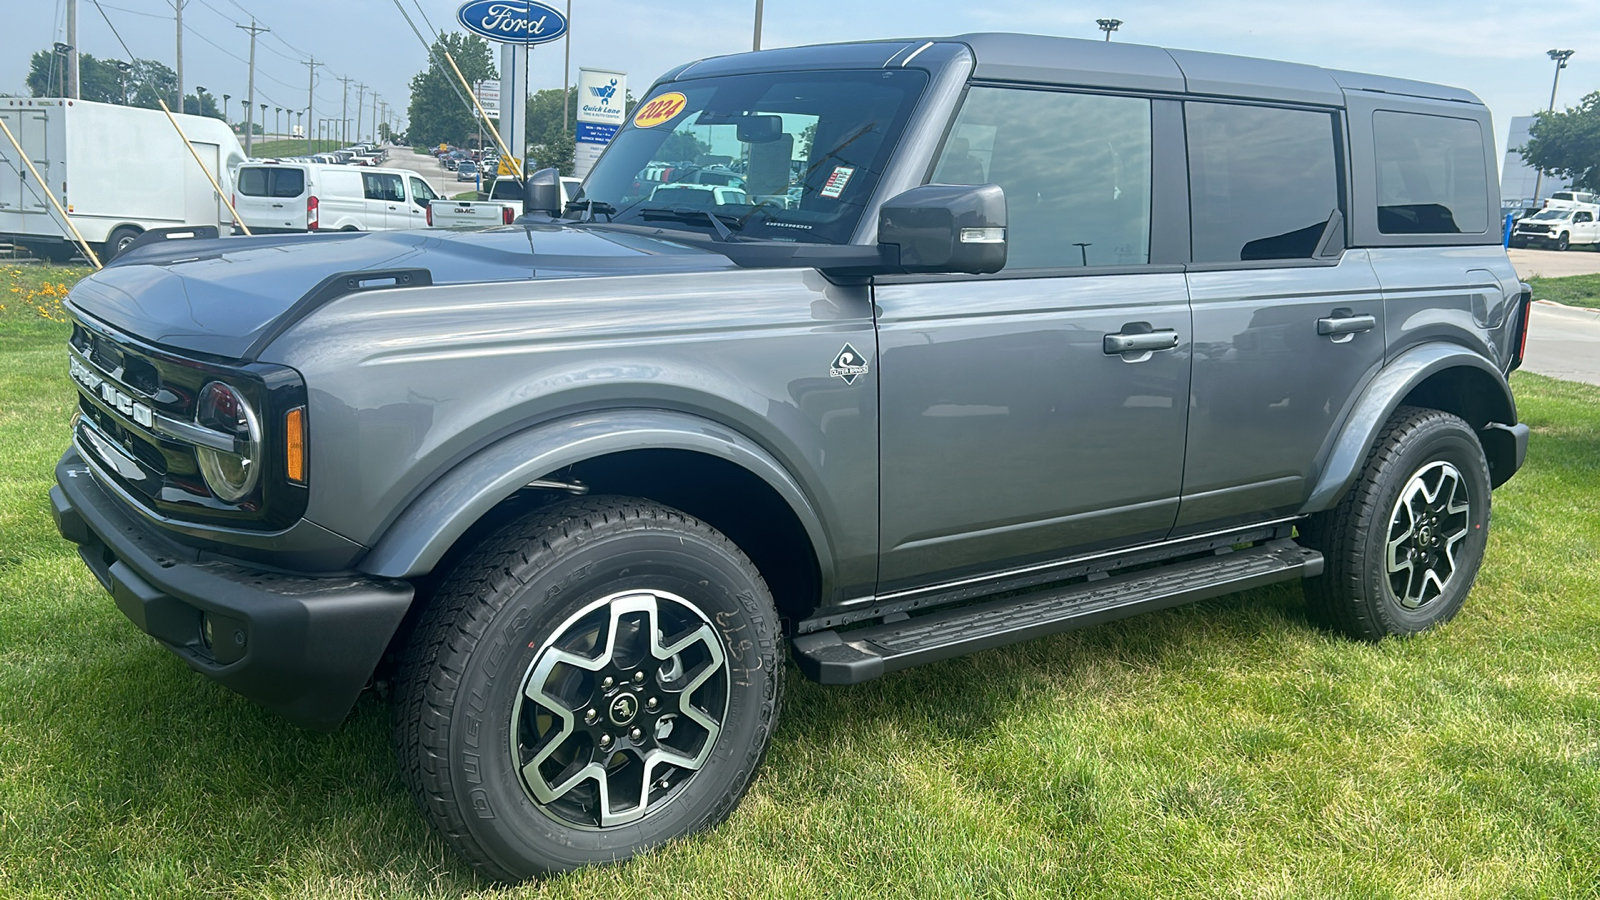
[576,68,932,246]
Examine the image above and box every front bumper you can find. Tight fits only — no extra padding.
[52,450,413,731]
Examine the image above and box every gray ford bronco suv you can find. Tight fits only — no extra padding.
[51,34,1531,879]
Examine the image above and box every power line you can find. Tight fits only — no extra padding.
[88,0,139,62]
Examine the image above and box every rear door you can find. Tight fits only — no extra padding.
[1178,101,1384,532]
[876,86,1193,593]
[0,106,52,237]
[234,166,307,230]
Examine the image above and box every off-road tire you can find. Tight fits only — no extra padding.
[1301,406,1491,640]
[392,496,784,881]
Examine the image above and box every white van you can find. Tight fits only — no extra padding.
[233,162,440,232]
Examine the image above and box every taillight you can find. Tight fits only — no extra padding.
[307,195,319,231]
[502,206,514,225]
[1509,289,1533,372]
[426,204,433,227]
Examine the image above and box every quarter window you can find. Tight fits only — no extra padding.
[931,87,1152,270]
[1373,111,1488,234]
[1186,102,1341,263]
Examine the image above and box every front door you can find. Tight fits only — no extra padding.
[408,176,438,228]
[876,86,1191,594]
[361,171,406,230]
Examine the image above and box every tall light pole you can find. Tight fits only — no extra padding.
[237,20,269,155]
[222,93,231,124]
[295,109,303,140]
[52,43,73,99]
[562,0,573,133]
[1097,18,1122,41]
[114,60,131,104]
[1532,49,1576,206]
[275,107,281,140]
[196,85,207,116]
[752,0,764,51]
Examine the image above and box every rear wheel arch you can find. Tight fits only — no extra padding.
[1303,346,1516,514]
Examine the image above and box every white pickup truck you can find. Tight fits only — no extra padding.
[1510,206,1600,251]
[427,175,581,228]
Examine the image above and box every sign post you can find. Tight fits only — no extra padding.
[575,67,626,179]
[456,1,569,179]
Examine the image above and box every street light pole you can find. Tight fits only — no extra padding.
[1531,49,1575,206]
[753,0,764,51]
[222,93,230,124]
[1096,18,1122,41]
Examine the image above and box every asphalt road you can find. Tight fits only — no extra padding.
[383,148,475,200]
[1524,302,1600,386]
[1508,247,1600,280]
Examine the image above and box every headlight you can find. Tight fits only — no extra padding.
[194,381,261,503]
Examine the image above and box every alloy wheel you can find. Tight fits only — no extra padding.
[510,589,729,830]
[1384,461,1472,609]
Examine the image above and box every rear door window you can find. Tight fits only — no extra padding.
[363,172,405,202]
[1372,111,1488,234]
[237,167,270,196]
[269,168,304,198]
[1186,102,1341,263]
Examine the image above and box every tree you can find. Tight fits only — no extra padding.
[405,32,496,147]
[1522,92,1600,192]
[25,49,182,114]
[523,86,637,176]
[182,92,222,119]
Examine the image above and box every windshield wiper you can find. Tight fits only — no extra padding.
[638,206,741,242]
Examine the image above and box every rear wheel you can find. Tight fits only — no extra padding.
[393,496,784,880]
[104,226,142,260]
[1301,407,1491,640]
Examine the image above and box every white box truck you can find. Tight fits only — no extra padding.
[0,98,246,261]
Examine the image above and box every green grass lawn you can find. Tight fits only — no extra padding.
[3,266,1599,897]
[1529,273,1600,310]
[247,139,346,158]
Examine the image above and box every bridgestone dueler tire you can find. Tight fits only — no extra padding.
[392,497,784,881]
[1301,406,1492,640]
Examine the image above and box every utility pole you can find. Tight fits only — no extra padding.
[337,75,354,144]
[175,0,185,109]
[237,20,269,155]
[752,0,764,52]
[562,0,573,133]
[305,57,322,152]
[65,0,80,99]
[372,93,381,143]
[355,83,366,142]
[1531,49,1576,207]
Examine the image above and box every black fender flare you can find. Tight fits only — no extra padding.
[359,408,837,590]
[1300,342,1518,514]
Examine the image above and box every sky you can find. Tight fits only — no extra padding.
[6,0,1597,158]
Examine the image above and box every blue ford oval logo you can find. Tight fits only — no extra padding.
[456,0,569,45]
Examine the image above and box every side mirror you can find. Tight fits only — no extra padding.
[877,183,1006,275]
[522,167,564,218]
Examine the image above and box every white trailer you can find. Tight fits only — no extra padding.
[0,98,247,261]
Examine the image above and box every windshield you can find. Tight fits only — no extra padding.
[580,69,929,244]
[1532,210,1570,221]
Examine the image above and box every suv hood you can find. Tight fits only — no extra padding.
[67,226,735,360]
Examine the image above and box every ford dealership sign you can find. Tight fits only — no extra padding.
[456,1,568,44]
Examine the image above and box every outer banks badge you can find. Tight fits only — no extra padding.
[829,344,870,385]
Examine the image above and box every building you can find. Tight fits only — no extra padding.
[1501,114,1570,210]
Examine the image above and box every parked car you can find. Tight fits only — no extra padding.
[1510,207,1600,251]
[51,33,1530,882]
[648,182,747,206]
[232,161,436,231]
[455,161,479,182]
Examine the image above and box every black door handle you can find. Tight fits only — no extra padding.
[1104,330,1180,355]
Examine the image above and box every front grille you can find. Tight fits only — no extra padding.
[1519,224,1551,234]
[65,316,305,529]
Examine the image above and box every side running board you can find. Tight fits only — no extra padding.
[792,539,1322,685]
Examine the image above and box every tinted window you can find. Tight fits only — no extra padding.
[1373,111,1488,234]
[363,172,404,202]
[237,167,269,197]
[932,87,1152,269]
[270,168,304,198]
[1187,103,1340,262]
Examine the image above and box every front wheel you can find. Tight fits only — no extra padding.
[1557,232,1571,251]
[1301,407,1492,640]
[393,497,784,880]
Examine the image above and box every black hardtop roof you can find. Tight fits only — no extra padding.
[667,32,1482,108]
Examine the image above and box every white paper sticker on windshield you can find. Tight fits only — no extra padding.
[820,166,856,199]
